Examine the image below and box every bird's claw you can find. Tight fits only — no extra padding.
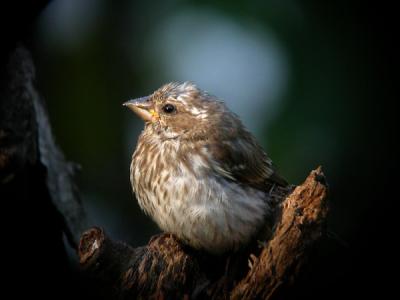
[248,254,258,269]
[269,183,276,196]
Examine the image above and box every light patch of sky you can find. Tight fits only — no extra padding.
[141,9,289,135]
[35,0,104,52]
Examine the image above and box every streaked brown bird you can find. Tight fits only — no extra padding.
[124,82,287,254]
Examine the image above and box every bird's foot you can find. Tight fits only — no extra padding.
[248,253,259,269]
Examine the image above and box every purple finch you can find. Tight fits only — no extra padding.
[124,82,287,254]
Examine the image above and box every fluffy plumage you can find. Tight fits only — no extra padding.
[125,82,286,254]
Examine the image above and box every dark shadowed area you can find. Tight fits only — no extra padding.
[1,0,396,298]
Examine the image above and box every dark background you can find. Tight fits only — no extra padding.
[2,0,396,298]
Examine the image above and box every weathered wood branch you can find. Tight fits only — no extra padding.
[1,43,89,296]
[79,168,328,299]
[231,167,328,299]
[0,46,88,247]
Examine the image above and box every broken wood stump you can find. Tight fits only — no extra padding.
[79,168,328,299]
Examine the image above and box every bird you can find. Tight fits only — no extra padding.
[124,82,287,255]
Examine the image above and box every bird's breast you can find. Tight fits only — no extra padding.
[130,137,270,253]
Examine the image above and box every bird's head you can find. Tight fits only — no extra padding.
[124,82,227,140]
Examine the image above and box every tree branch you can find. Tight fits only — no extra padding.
[0,46,88,247]
[1,44,89,297]
[79,168,328,299]
[231,167,328,299]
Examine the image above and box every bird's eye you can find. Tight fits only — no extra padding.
[162,104,176,114]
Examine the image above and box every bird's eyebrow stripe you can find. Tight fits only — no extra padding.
[175,95,189,105]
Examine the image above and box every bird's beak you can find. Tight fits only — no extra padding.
[123,96,159,122]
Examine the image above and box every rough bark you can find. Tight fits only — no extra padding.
[230,167,328,300]
[79,168,328,299]
[0,40,90,297]
[0,45,88,247]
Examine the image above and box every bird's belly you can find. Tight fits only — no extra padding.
[143,171,269,254]
[131,148,271,253]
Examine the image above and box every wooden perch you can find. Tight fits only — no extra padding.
[79,168,328,299]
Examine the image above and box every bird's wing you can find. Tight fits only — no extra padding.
[207,126,287,191]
